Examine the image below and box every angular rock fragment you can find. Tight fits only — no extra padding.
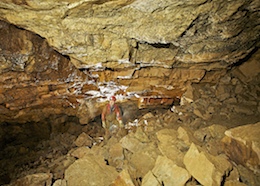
[184,143,232,186]
[52,179,67,186]
[74,132,93,147]
[108,142,124,170]
[222,122,260,173]
[65,154,118,186]
[111,169,135,186]
[142,156,190,186]
[141,171,160,186]
[177,126,199,146]
[129,148,156,178]
[156,128,185,166]
[120,133,147,153]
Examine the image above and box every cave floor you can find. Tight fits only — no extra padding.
[1,107,260,185]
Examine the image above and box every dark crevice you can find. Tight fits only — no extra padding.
[0,115,81,185]
[62,54,70,61]
[180,15,201,38]
[150,43,171,48]
[227,47,258,70]
[104,66,115,71]
[104,159,109,165]
[137,41,176,49]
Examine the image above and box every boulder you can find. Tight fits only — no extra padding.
[108,142,124,169]
[156,128,178,143]
[156,128,185,166]
[74,132,93,147]
[120,133,147,153]
[111,169,135,186]
[119,128,161,178]
[50,156,75,180]
[109,142,124,162]
[141,171,160,186]
[52,179,67,186]
[232,105,255,115]
[177,126,199,146]
[128,146,157,178]
[180,83,194,105]
[222,122,260,173]
[77,100,101,125]
[183,143,232,186]
[158,143,185,167]
[215,84,232,101]
[64,154,118,186]
[133,127,150,143]
[142,156,190,186]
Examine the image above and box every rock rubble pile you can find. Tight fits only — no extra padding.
[5,69,260,186]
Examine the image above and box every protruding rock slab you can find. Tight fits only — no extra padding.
[183,143,232,186]
[222,122,260,173]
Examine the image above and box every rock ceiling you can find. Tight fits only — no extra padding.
[1,0,259,67]
[0,1,260,185]
[0,0,260,123]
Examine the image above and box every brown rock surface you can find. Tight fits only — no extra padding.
[7,173,52,186]
[183,143,233,186]
[111,169,135,186]
[65,154,118,186]
[0,0,258,68]
[0,0,259,186]
[143,155,190,186]
[222,122,260,174]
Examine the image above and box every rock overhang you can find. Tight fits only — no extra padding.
[0,0,259,124]
[0,0,259,68]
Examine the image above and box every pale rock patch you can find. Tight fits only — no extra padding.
[64,154,118,186]
[52,179,67,186]
[141,171,160,186]
[156,128,185,166]
[142,155,190,186]
[184,143,233,186]
[120,133,147,153]
[111,169,135,186]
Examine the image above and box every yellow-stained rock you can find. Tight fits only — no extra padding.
[222,122,260,173]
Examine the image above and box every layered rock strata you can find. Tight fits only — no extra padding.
[0,0,259,185]
[0,0,259,68]
[0,0,259,124]
[0,20,205,125]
